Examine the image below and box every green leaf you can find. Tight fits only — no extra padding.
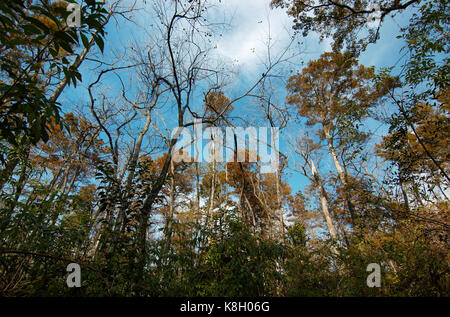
[80,32,90,49]
[23,24,42,36]
[93,34,104,53]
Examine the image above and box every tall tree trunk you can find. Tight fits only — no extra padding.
[163,158,176,262]
[195,162,200,222]
[323,124,357,224]
[308,157,339,255]
[276,167,284,240]
[207,134,216,229]
[115,108,153,235]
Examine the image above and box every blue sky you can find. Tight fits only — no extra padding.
[60,0,417,197]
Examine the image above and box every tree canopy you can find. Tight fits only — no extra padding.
[0,0,448,298]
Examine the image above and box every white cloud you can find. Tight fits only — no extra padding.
[208,0,293,67]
